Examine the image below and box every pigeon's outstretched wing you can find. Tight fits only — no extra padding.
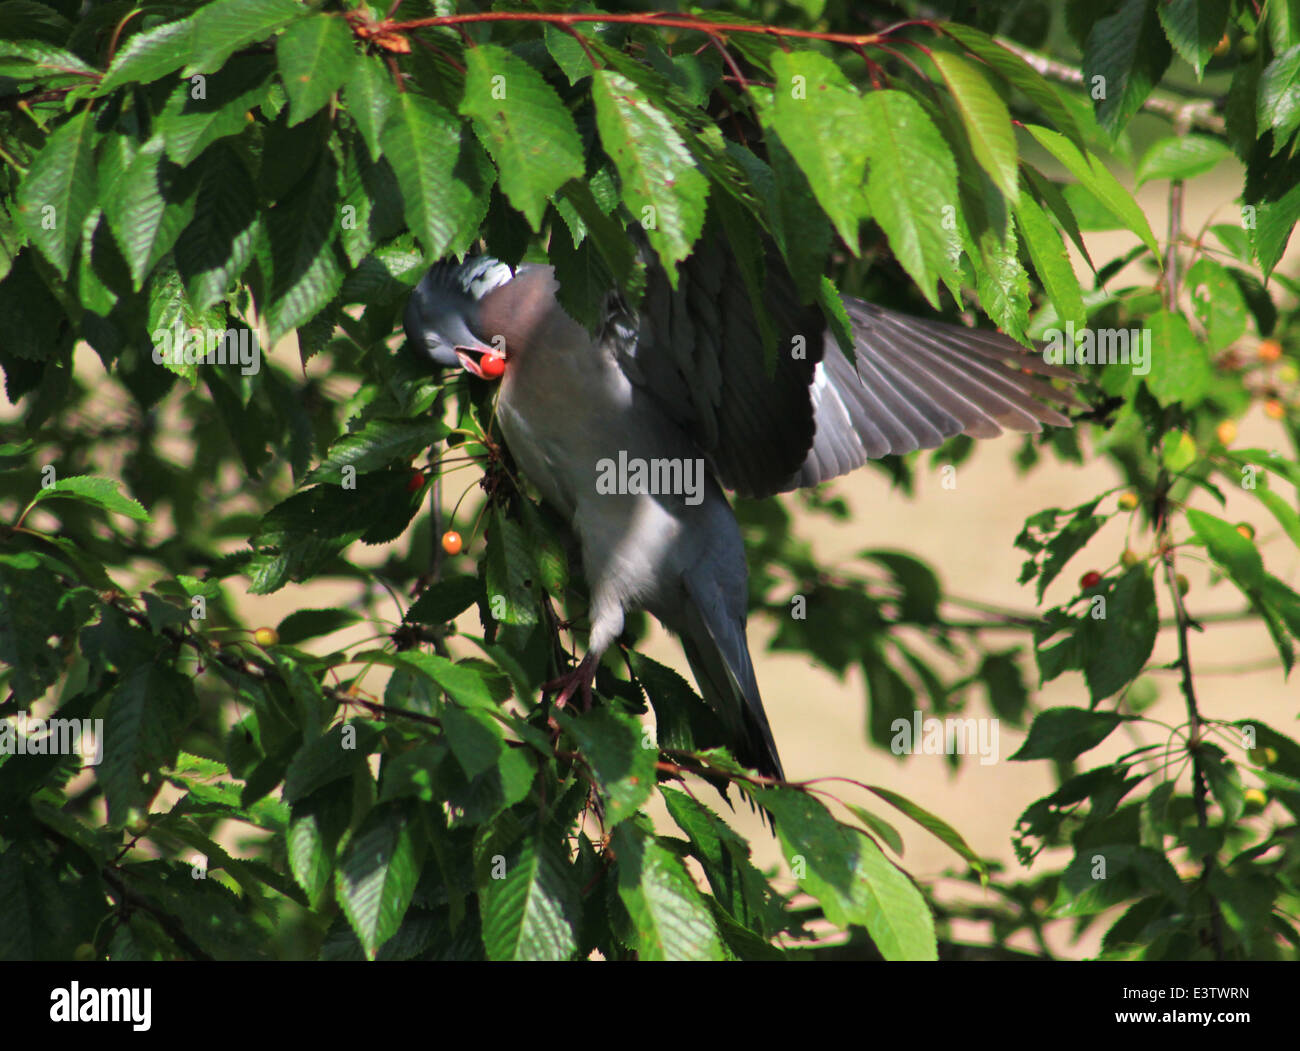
[620,226,1077,498]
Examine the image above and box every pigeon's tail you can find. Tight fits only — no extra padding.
[677,575,786,789]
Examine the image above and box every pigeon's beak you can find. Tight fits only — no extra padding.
[452,338,506,380]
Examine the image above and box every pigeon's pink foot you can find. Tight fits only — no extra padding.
[542,653,597,713]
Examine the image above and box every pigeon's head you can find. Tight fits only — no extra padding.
[404,258,514,379]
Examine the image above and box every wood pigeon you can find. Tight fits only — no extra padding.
[404,234,1076,782]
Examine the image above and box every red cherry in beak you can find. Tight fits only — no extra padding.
[478,354,505,379]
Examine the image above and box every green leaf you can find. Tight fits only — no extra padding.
[1136,135,1231,186]
[288,781,351,908]
[480,834,580,961]
[865,784,987,877]
[1252,181,1300,279]
[763,51,869,252]
[0,552,94,704]
[860,89,962,308]
[185,0,306,76]
[262,154,344,340]
[660,787,786,937]
[283,722,378,804]
[758,788,937,960]
[97,19,196,93]
[342,57,396,162]
[15,110,96,278]
[374,650,501,709]
[1025,123,1160,256]
[591,67,708,284]
[380,93,494,260]
[1255,487,1300,549]
[103,136,198,290]
[276,13,358,126]
[1010,707,1128,761]
[0,40,96,80]
[930,50,1019,205]
[307,417,445,484]
[1157,0,1230,78]
[32,475,149,521]
[555,709,655,828]
[335,804,421,959]
[98,664,198,823]
[174,144,260,310]
[1083,0,1172,134]
[460,44,584,231]
[1080,566,1159,702]
[941,24,1087,153]
[612,823,725,960]
[1015,178,1086,327]
[1186,508,1264,590]
[1186,256,1247,352]
[484,509,540,627]
[158,54,274,167]
[1258,45,1300,145]
[405,575,481,625]
[1144,309,1212,406]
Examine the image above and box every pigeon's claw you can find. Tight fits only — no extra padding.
[542,653,597,713]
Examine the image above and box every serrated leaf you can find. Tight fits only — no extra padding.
[555,709,655,827]
[612,823,725,960]
[763,51,869,253]
[98,664,197,823]
[861,90,962,308]
[1083,0,1172,134]
[185,0,306,76]
[660,787,786,937]
[758,788,937,960]
[342,57,396,162]
[591,67,707,284]
[1186,256,1247,352]
[480,834,580,961]
[1252,181,1300,278]
[1080,566,1159,702]
[941,24,1087,153]
[1187,508,1265,589]
[1136,135,1231,186]
[1016,181,1086,327]
[1144,308,1211,406]
[1258,45,1300,146]
[930,50,1019,205]
[274,607,362,646]
[263,153,344,340]
[174,144,260,310]
[97,18,195,93]
[336,804,420,959]
[1025,123,1160,256]
[15,109,96,278]
[103,136,199,290]
[307,417,445,484]
[460,44,584,231]
[865,784,987,876]
[158,54,274,167]
[1157,0,1230,78]
[405,575,481,626]
[32,475,149,521]
[1010,707,1128,761]
[276,13,358,126]
[380,93,494,260]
